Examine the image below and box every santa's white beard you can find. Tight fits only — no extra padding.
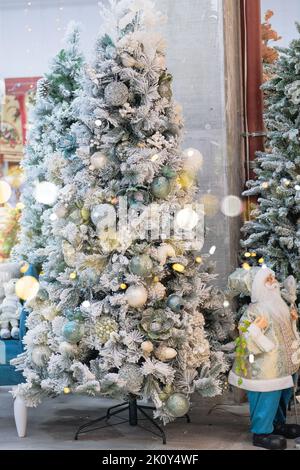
[251,268,291,326]
[256,285,291,326]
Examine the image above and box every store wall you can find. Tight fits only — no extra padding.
[0,0,243,284]
[261,0,300,47]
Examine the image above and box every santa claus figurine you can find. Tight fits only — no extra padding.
[229,267,300,450]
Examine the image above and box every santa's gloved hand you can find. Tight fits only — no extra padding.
[291,306,298,321]
[254,316,268,330]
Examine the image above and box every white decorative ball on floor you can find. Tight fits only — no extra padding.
[31,345,51,367]
[104,82,129,107]
[126,285,148,308]
[34,181,58,205]
[90,152,107,169]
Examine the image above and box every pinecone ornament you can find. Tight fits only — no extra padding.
[37,78,50,99]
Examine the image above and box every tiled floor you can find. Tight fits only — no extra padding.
[0,387,297,450]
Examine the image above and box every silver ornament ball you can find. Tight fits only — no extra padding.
[90,152,107,169]
[166,393,190,417]
[91,203,115,226]
[104,81,129,107]
[129,254,153,277]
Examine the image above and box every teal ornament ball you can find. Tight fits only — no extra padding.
[162,166,177,179]
[151,177,171,199]
[57,134,77,159]
[62,321,84,344]
[167,294,184,313]
[64,309,75,321]
[130,255,153,277]
[166,393,190,418]
[105,45,117,59]
[74,308,84,321]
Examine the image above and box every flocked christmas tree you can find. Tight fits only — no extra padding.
[13,23,83,269]
[242,24,300,292]
[13,0,235,423]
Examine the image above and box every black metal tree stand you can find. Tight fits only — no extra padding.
[74,394,190,444]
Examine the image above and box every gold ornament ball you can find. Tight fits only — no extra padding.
[15,276,40,301]
[80,207,90,221]
[177,171,194,189]
[242,263,251,271]
[141,340,154,355]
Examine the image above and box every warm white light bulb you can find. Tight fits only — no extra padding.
[50,213,58,221]
[82,300,90,309]
[209,246,216,255]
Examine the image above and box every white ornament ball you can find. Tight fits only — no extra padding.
[126,285,148,308]
[34,181,58,206]
[31,345,51,367]
[42,306,58,321]
[90,152,107,169]
[55,204,68,218]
